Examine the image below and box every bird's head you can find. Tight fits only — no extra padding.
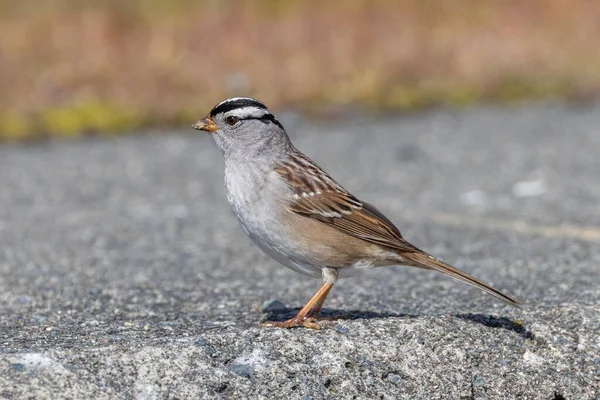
[192,97,290,158]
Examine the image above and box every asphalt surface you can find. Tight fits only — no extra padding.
[1,103,599,399]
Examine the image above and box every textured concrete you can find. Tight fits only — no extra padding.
[1,103,599,399]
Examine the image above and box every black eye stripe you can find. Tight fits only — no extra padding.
[259,114,284,129]
[236,114,284,130]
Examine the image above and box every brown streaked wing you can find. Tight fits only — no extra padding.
[275,156,418,253]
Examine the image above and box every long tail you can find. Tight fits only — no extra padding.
[400,250,521,308]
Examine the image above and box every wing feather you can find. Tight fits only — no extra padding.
[275,155,417,253]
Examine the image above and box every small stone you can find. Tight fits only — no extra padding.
[12,363,25,372]
[204,347,217,356]
[230,363,253,381]
[196,337,217,355]
[473,373,486,387]
[416,337,425,345]
[334,325,349,334]
[387,373,403,386]
[261,299,286,312]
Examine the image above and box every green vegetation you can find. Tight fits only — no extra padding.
[1,0,599,140]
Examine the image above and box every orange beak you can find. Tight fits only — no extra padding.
[191,115,217,133]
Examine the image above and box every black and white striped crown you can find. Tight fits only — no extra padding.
[210,97,268,117]
[209,97,283,129]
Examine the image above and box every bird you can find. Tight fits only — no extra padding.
[192,97,519,329]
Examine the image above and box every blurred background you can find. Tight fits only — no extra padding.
[1,0,600,140]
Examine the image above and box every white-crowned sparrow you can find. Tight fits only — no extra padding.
[192,97,519,329]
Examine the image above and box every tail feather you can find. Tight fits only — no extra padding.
[401,251,521,308]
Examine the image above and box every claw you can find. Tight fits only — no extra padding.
[302,317,322,330]
[261,280,336,330]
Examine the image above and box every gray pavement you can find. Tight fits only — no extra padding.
[0,103,599,399]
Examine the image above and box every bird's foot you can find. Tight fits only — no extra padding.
[261,316,332,330]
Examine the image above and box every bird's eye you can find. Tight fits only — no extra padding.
[226,116,240,126]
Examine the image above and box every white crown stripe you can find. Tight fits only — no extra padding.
[224,106,271,120]
[214,97,266,109]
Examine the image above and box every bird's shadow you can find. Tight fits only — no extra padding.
[263,308,533,339]
[454,313,534,340]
